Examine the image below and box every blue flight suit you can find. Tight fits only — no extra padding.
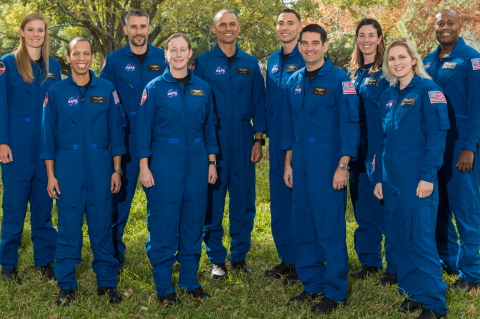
[41,71,126,291]
[136,68,218,297]
[348,66,395,273]
[0,54,60,270]
[423,38,480,282]
[266,44,305,265]
[281,58,360,303]
[376,75,449,314]
[193,43,266,264]
[100,43,167,263]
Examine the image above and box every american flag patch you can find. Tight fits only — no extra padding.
[342,81,356,94]
[428,91,447,104]
[112,91,120,104]
[141,90,147,105]
[43,93,48,108]
[472,58,480,70]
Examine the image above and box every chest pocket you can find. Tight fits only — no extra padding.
[234,67,253,92]
[395,94,419,127]
[188,89,208,123]
[361,77,383,101]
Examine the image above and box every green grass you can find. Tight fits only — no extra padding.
[0,144,479,318]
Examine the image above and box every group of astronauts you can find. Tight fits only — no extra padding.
[0,5,479,318]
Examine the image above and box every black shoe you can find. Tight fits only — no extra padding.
[187,288,211,301]
[442,266,459,276]
[210,263,228,279]
[117,262,124,275]
[2,268,21,284]
[376,272,397,286]
[450,279,479,292]
[397,298,424,313]
[350,265,382,279]
[158,292,181,306]
[56,288,75,307]
[231,260,252,273]
[416,309,447,319]
[265,263,294,279]
[98,286,122,304]
[37,264,56,280]
[290,291,319,303]
[283,268,300,286]
[311,297,339,314]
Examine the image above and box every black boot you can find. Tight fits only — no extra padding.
[37,264,56,280]
[311,297,339,314]
[350,265,382,279]
[210,263,228,280]
[265,263,294,279]
[98,286,122,304]
[283,268,300,286]
[1,268,21,284]
[376,272,397,286]
[231,259,252,273]
[158,292,181,306]
[187,288,211,301]
[450,279,479,292]
[416,309,447,319]
[290,291,318,303]
[397,298,424,313]
[56,288,75,307]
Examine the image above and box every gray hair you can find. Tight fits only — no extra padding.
[213,9,238,26]
[125,9,150,26]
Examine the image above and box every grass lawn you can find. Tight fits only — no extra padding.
[0,144,479,318]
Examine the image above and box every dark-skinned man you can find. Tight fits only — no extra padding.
[100,9,167,273]
[193,9,266,279]
[264,8,305,284]
[423,9,480,292]
[282,24,359,314]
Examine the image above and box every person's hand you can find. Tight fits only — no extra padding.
[374,183,383,200]
[208,164,217,184]
[140,167,155,188]
[372,154,376,172]
[111,173,121,193]
[333,167,348,190]
[456,150,474,173]
[0,144,13,164]
[251,142,263,163]
[416,180,434,198]
[47,176,60,200]
[284,164,293,188]
[266,145,269,160]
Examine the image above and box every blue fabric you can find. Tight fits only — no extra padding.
[281,58,360,303]
[0,54,60,270]
[348,66,395,272]
[424,38,480,283]
[193,43,266,264]
[41,70,125,290]
[136,68,217,296]
[100,43,168,263]
[265,44,305,265]
[376,75,449,314]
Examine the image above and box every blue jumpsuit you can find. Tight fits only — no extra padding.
[266,44,305,265]
[0,54,61,270]
[376,75,449,314]
[193,44,266,264]
[423,38,480,282]
[100,43,167,263]
[41,71,126,291]
[136,68,218,297]
[348,66,395,273]
[281,58,360,303]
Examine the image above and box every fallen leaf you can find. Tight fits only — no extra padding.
[469,288,477,295]
[468,304,476,314]
[141,307,148,311]
[197,297,204,304]
[123,291,131,298]
[385,306,391,311]
[216,308,223,311]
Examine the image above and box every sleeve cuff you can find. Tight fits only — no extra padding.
[207,146,219,155]
[340,147,358,159]
[281,141,293,151]
[253,124,267,134]
[110,146,126,157]
[463,143,478,152]
[0,136,9,145]
[376,181,382,184]
[137,149,153,160]
[420,172,433,183]
[40,152,56,160]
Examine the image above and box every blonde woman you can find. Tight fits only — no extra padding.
[374,38,449,319]
[0,13,61,283]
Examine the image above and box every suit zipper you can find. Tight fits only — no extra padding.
[119,75,134,88]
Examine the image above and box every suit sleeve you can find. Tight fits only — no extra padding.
[40,89,58,160]
[109,89,126,157]
[193,57,202,79]
[265,65,272,138]
[99,56,117,86]
[205,89,219,155]
[136,85,156,159]
[420,85,450,182]
[0,58,9,145]
[376,95,386,184]
[280,81,295,151]
[338,76,360,158]
[252,63,266,134]
[463,57,480,152]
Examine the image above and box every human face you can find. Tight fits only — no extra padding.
[166,38,192,71]
[124,16,151,47]
[276,12,302,44]
[356,25,382,58]
[19,19,45,49]
[65,41,94,76]
[387,45,416,80]
[211,13,240,45]
[434,11,460,47]
[299,32,328,69]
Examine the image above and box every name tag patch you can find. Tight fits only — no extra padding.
[44,72,56,80]
[286,64,299,73]
[190,89,205,96]
[236,67,250,75]
[147,64,163,72]
[365,78,379,86]
[90,96,106,104]
[311,87,328,96]
[400,98,416,106]
[442,62,457,70]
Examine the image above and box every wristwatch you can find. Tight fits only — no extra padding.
[254,138,265,146]
[113,169,123,177]
[338,163,348,171]
[208,161,217,167]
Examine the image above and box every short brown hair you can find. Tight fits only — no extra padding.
[165,33,191,51]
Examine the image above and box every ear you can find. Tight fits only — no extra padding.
[237,23,241,33]
[65,54,71,64]
[19,28,25,38]
[123,25,128,36]
[323,41,329,53]
[148,25,151,35]
[412,58,417,66]
[91,53,95,60]
[211,24,216,34]
[188,49,193,59]
[378,34,383,45]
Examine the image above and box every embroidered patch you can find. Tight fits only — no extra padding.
[101,58,107,72]
[125,63,136,72]
[190,61,196,71]
[365,78,380,86]
[140,90,147,105]
[472,58,480,70]
[0,62,5,76]
[424,62,433,70]
[400,98,416,106]
[215,66,226,75]
[311,87,328,96]
[271,64,280,74]
[442,62,457,69]
[236,67,250,75]
[167,89,178,99]
[285,64,298,73]
[385,100,395,109]
[147,64,162,72]
[44,72,56,80]
[43,93,48,108]
[190,89,205,96]
[112,91,120,104]
[428,91,447,103]
[90,96,106,104]
[294,85,303,95]
[67,96,79,107]
[342,81,356,94]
